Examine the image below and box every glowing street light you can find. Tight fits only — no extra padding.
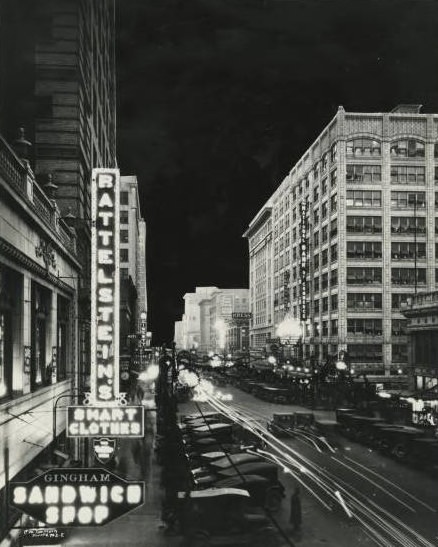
[335,360,348,371]
[276,315,302,339]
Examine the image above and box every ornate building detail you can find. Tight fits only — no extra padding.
[35,239,56,271]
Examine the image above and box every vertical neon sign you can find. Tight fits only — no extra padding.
[299,200,308,322]
[91,168,120,404]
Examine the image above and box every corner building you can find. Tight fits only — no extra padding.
[245,105,438,382]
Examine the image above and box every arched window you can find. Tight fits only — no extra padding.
[390,139,425,158]
[347,138,381,157]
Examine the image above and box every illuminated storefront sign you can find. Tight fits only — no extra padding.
[90,169,120,404]
[67,406,144,438]
[231,312,252,319]
[9,468,144,527]
[299,200,308,321]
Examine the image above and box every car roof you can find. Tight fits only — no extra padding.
[210,453,262,469]
[218,462,277,476]
[214,475,270,488]
[178,488,250,499]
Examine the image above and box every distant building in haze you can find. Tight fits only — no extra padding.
[176,287,250,353]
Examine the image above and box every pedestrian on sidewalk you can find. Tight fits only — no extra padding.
[289,486,302,533]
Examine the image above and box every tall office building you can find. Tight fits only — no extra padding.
[0,0,117,380]
[245,105,438,383]
[119,175,148,354]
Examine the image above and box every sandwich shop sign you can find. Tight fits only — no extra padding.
[67,169,144,438]
[9,468,144,527]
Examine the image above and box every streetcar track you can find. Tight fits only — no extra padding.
[200,393,437,547]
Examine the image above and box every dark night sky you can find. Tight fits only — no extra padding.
[115,0,438,343]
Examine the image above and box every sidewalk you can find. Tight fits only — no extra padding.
[63,409,179,547]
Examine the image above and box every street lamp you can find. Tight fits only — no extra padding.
[276,314,302,363]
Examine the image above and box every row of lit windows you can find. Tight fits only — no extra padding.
[346,241,426,260]
[346,164,428,184]
[346,267,427,285]
[346,216,428,234]
[278,293,413,319]
[346,190,429,208]
[346,138,428,158]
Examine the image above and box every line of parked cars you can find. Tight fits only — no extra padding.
[176,411,285,546]
[336,408,438,473]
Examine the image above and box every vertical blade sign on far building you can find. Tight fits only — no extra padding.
[91,169,120,403]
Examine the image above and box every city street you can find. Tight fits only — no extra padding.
[180,384,438,547]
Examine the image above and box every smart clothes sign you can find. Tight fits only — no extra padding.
[9,468,144,527]
[67,405,144,437]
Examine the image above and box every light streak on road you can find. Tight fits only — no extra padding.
[334,490,353,518]
[342,456,437,513]
[332,456,417,513]
[195,388,437,547]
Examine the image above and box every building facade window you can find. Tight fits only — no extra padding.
[347,138,381,157]
[31,283,51,391]
[390,139,425,158]
[390,165,425,184]
[120,210,129,224]
[120,248,129,262]
[120,191,129,205]
[391,268,426,285]
[321,273,328,291]
[347,241,382,259]
[330,243,337,262]
[330,269,338,287]
[347,293,382,310]
[330,143,338,162]
[330,194,337,213]
[347,216,382,234]
[348,344,383,362]
[0,265,16,400]
[391,216,426,234]
[347,165,382,183]
[330,168,337,187]
[347,190,381,207]
[57,296,70,382]
[347,319,382,335]
[331,294,338,310]
[347,267,382,284]
[120,229,129,243]
[391,191,426,208]
[391,242,426,259]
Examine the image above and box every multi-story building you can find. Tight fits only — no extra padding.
[200,288,250,353]
[243,199,273,348]
[181,287,218,349]
[119,175,148,355]
[0,133,80,545]
[174,320,184,349]
[402,291,438,392]
[176,287,249,353]
[245,105,438,382]
[0,0,117,385]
